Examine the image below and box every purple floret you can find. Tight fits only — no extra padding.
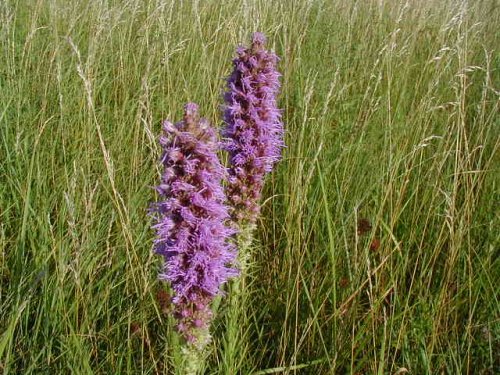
[150,103,238,343]
[222,32,284,224]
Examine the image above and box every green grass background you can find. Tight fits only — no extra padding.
[0,0,499,373]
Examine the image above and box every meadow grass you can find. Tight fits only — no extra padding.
[1,0,499,373]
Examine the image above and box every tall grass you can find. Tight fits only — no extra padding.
[1,0,498,373]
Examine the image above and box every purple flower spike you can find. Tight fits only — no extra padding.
[223,32,284,224]
[151,103,238,344]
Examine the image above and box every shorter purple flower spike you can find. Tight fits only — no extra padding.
[222,32,284,225]
[150,103,238,344]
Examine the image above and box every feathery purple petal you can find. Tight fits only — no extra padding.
[150,103,238,343]
[222,32,284,224]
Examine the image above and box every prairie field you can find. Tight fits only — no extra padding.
[0,0,499,374]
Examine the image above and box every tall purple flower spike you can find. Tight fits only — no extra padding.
[151,103,238,344]
[223,32,284,225]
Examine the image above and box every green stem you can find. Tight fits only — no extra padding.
[222,223,256,374]
[181,344,207,375]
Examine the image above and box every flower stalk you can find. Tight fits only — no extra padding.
[220,32,284,373]
[150,103,238,373]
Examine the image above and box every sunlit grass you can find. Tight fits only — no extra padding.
[1,0,498,373]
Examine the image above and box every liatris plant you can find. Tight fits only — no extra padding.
[223,32,284,229]
[150,103,237,373]
[219,33,283,372]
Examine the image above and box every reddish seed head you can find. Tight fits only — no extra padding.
[131,322,141,336]
[370,238,381,251]
[357,218,372,236]
[156,289,171,315]
[339,277,350,288]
